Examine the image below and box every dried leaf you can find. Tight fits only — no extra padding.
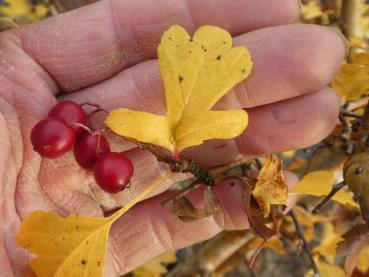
[106,25,252,154]
[17,173,173,277]
[133,251,177,277]
[252,155,288,217]
[242,178,276,240]
[290,171,358,208]
[337,223,369,275]
[165,187,220,221]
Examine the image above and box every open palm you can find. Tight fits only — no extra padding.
[0,0,345,276]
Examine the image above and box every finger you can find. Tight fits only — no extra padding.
[16,0,299,91]
[183,88,339,165]
[67,87,337,210]
[108,172,298,275]
[66,24,346,113]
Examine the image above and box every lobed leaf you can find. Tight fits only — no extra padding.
[106,25,252,154]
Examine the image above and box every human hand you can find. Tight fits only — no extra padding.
[0,0,346,275]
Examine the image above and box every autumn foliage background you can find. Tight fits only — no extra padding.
[1,0,369,277]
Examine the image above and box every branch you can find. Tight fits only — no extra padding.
[289,210,320,277]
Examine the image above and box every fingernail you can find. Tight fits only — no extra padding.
[328,27,350,58]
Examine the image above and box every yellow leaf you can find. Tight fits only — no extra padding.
[17,173,173,277]
[314,259,346,277]
[106,25,252,154]
[290,171,358,208]
[301,2,323,20]
[313,223,343,262]
[252,155,288,217]
[332,62,369,102]
[357,246,369,273]
[133,251,177,277]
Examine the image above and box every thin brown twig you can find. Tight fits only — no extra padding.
[312,181,347,214]
[289,210,320,277]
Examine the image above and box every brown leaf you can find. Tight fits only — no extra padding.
[242,178,276,240]
[337,223,369,275]
[165,187,221,222]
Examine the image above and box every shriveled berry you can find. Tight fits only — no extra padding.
[48,100,87,136]
[74,131,110,170]
[93,152,134,193]
[31,117,75,158]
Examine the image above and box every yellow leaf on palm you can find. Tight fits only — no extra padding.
[252,155,288,217]
[290,171,358,208]
[106,25,252,154]
[17,173,173,277]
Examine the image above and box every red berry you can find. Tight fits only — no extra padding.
[93,152,134,193]
[74,131,110,170]
[31,117,75,158]
[48,100,87,136]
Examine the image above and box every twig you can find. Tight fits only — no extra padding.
[312,181,347,214]
[289,210,320,277]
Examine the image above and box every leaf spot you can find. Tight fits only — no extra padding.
[178,75,184,83]
[216,55,222,61]
[81,259,87,266]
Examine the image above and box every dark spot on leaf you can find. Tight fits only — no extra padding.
[75,225,79,230]
[189,38,193,42]
[230,182,235,187]
[241,69,246,73]
[168,37,173,41]
[179,75,184,83]
[223,41,226,44]
[176,45,179,47]
[97,261,101,267]
[201,45,207,52]
[85,240,89,244]
[81,259,87,265]
[216,55,222,61]
[189,50,192,54]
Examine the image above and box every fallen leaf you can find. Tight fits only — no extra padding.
[133,251,177,277]
[252,155,288,217]
[106,25,252,154]
[17,173,174,277]
[290,171,358,208]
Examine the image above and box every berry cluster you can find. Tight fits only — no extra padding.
[30,100,134,193]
